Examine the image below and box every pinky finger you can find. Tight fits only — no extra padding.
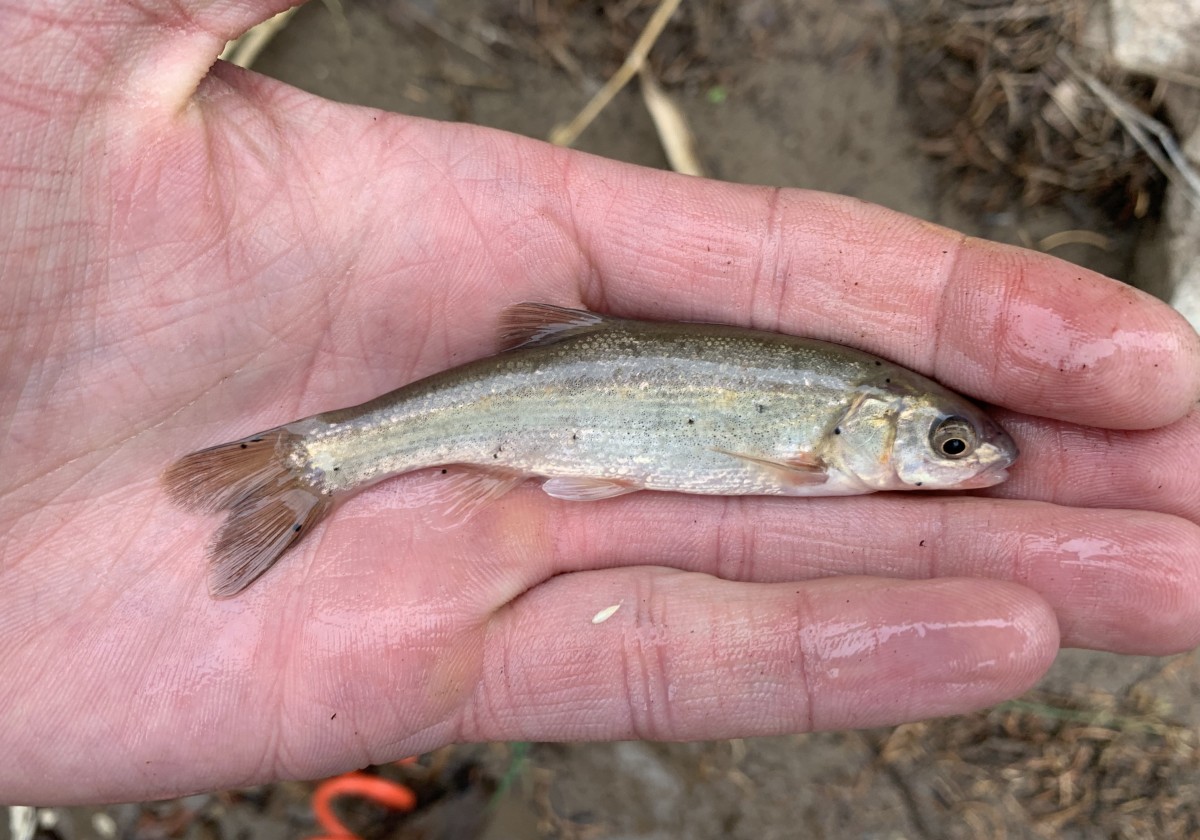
[456,569,1058,742]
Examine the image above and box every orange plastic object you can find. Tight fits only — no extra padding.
[310,769,418,839]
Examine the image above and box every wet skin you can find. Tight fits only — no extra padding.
[3,0,1200,805]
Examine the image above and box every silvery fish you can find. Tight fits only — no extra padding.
[164,303,1018,597]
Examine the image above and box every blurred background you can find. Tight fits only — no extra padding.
[9,0,1200,837]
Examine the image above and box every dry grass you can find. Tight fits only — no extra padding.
[892,0,1166,220]
[877,686,1200,839]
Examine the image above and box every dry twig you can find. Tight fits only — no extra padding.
[1058,46,1200,206]
[549,0,684,147]
[638,66,705,176]
[219,7,300,69]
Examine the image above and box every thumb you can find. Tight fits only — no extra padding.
[2,0,303,113]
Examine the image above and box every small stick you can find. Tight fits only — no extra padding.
[638,66,705,176]
[219,7,300,69]
[1057,47,1200,206]
[1037,229,1112,252]
[400,4,500,67]
[8,807,36,840]
[549,0,684,147]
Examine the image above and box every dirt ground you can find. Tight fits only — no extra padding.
[9,1,1200,838]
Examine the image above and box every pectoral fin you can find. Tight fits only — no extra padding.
[711,447,829,485]
[498,302,611,350]
[541,476,643,501]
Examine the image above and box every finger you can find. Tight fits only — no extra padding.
[121,59,1196,432]
[27,0,1195,430]
[453,490,1200,656]
[985,407,1200,523]
[459,571,1056,741]
[119,85,1197,434]
[550,166,1200,429]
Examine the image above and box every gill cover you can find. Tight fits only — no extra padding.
[827,390,905,489]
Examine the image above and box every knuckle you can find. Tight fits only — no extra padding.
[617,575,679,739]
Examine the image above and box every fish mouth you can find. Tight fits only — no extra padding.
[967,467,1008,488]
[956,460,1011,489]
[964,429,1019,489]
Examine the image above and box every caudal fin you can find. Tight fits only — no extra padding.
[163,429,332,598]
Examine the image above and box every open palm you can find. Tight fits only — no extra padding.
[4,1,1200,805]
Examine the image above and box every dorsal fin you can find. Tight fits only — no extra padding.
[498,302,612,350]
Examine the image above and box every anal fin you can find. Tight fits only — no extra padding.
[427,466,529,527]
[541,476,642,501]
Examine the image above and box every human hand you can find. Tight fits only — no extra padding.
[3,0,1199,805]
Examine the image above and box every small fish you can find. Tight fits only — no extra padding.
[164,303,1017,597]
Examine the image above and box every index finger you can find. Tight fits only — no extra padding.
[553,161,1199,429]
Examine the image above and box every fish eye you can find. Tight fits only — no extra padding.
[941,437,967,456]
[930,416,976,460]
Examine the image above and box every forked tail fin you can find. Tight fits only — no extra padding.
[163,428,332,598]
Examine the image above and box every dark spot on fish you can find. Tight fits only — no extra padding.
[331,713,337,720]
[874,361,882,366]
[687,418,695,425]
[250,437,263,442]
[292,523,302,533]
[885,378,891,384]
[441,469,448,474]
[493,454,499,458]
[572,434,578,440]
[333,466,339,471]
[919,539,926,547]
[833,427,841,435]
[240,443,247,449]
[756,404,765,413]
[915,482,923,487]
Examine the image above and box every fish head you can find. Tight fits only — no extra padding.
[829,387,1017,491]
[888,395,1018,490]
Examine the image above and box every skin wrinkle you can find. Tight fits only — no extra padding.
[444,647,483,745]
[654,621,677,739]
[622,574,666,740]
[791,585,818,733]
[459,604,511,742]
[1051,419,1086,502]
[1010,528,1041,592]
[7,0,1200,801]
[546,495,587,585]
[492,610,519,738]
[747,186,788,333]
[260,591,310,780]
[922,499,947,580]
[928,231,969,382]
[734,497,757,583]
[712,496,737,582]
[991,255,1047,406]
[325,639,382,773]
[972,245,1023,402]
